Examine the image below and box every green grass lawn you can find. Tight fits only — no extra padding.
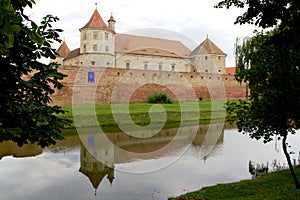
[58,100,228,133]
[169,165,300,200]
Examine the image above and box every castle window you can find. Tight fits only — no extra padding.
[93,45,97,51]
[93,32,98,39]
[105,32,109,40]
[91,61,95,65]
[184,65,189,72]
[159,64,162,71]
[218,56,221,60]
[171,64,175,72]
[83,45,86,52]
[105,46,109,52]
[144,63,148,70]
[205,69,208,73]
[126,62,130,69]
[205,56,208,60]
[83,33,87,40]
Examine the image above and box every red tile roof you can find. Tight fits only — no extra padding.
[81,9,109,29]
[64,48,80,61]
[128,48,182,58]
[226,67,236,75]
[191,38,226,56]
[115,34,191,58]
[56,41,70,57]
[108,14,115,22]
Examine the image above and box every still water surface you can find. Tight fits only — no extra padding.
[0,124,299,200]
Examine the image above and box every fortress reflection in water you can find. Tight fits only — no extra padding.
[78,123,225,193]
[0,123,227,195]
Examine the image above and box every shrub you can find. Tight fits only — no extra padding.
[147,91,172,104]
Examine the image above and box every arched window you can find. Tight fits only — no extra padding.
[171,64,175,72]
[126,62,130,69]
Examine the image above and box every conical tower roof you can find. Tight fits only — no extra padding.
[191,38,226,56]
[79,167,107,190]
[81,9,109,29]
[56,41,70,57]
[108,14,116,22]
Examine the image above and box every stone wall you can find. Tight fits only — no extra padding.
[50,65,246,105]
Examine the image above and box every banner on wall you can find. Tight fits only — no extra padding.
[88,71,95,83]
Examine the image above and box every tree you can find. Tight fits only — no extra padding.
[216,0,300,188]
[0,0,68,147]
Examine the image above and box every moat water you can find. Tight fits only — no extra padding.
[0,125,299,200]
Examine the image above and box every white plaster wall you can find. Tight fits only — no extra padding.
[115,53,191,72]
[80,29,115,55]
[192,54,226,74]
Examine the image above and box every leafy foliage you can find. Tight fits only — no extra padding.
[147,92,173,104]
[217,0,300,188]
[215,0,299,29]
[0,0,69,147]
[227,29,300,143]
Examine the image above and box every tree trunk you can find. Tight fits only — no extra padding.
[282,133,300,189]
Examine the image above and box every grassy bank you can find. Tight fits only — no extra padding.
[59,100,228,133]
[169,165,300,200]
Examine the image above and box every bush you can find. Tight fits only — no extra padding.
[147,92,172,104]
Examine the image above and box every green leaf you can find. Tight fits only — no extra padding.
[5,34,14,48]
[29,31,45,45]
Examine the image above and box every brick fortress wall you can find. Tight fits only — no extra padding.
[50,66,246,105]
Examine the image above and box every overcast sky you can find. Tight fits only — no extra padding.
[27,0,255,67]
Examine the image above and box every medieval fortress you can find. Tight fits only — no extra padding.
[52,7,246,105]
